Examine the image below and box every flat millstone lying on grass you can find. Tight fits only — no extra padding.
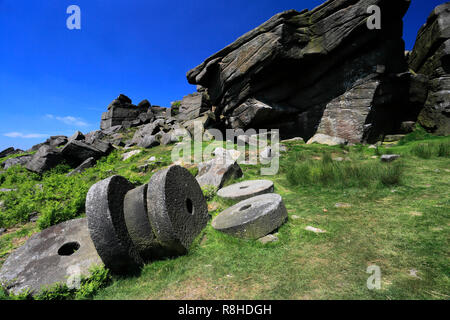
[217,180,274,202]
[212,193,288,239]
[86,176,143,274]
[147,165,209,257]
[0,218,102,296]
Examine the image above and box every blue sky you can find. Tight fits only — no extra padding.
[0,0,445,151]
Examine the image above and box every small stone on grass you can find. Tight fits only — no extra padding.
[305,226,327,234]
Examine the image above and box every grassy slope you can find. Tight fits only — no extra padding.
[1,135,449,300]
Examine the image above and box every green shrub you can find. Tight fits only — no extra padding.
[202,185,218,201]
[398,125,433,145]
[410,141,450,159]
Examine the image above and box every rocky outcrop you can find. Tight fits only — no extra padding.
[100,94,153,130]
[187,0,411,143]
[25,145,64,174]
[409,2,450,135]
[172,92,211,122]
[0,147,23,159]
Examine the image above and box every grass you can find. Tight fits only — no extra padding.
[0,132,449,300]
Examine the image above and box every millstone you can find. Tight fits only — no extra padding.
[217,180,274,202]
[0,218,102,296]
[147,165,209,256]
[212,193,288,239]
[86,175,143,274]
[123,184,164,261]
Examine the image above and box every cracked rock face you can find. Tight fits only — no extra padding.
[409,2,450,135]
[187,0,411,143]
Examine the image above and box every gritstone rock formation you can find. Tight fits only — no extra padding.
[187,0,411,143]
[409,2,450,135]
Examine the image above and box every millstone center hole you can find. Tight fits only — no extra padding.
[186,198,194,215]
[58,242,80,256]
[240,204,252,212]
[240,186,249,190]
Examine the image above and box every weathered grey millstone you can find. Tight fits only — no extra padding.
[86,176,143,274]
[217,180,274,202]
[147,166,209,256]
[123,184,163,261]
[212,193,288,239]
[0,218,102,296]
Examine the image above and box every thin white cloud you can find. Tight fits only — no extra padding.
[4,132,49,139]
[45,114,89,127]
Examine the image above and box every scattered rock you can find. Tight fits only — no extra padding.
[409,269,421,279]
[305,226,327,234]
[212,193,288,239]
[0,228,5,236]
[217,180,274,202]
[0,218,103,296]
[307,134,347,146]
[384,135,405,143]
[148,156,157,162]
[213,147,241,161]
[138,135,160,149]
[282,137,304,143]
[28,212,39,223]
[86,176,143,274]
[381,154,401,162]
[1,155,33,170]
[196,156,243,189]
[258,234,279,244]
[291,215,300,220]
[122,150,142,161]
[0,188,16,193]
[66,157,96,177]
[335,203,352,209]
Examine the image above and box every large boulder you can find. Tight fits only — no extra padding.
[100,94,151,130]
[409,3,450,135]
[61,140,111,167]
[25,145,64,174]
[187,0,411,143]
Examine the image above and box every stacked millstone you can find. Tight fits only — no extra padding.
[0,166,209,295]
[212,180,287,240]
[85,165,209,274]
